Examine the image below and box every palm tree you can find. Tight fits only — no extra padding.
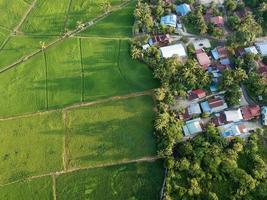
[40,41,46,51]
[76,21,84,29]
[101,0,111,14]
[131,46,142,60]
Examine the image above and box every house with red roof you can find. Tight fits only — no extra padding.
[210,16,224,27]
[148,34,170,46]
[241,105,260,121]
[188,89,206,101]
[196,50,211,69]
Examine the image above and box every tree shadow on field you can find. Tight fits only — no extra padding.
[66,111,150,164]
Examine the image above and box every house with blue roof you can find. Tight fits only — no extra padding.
[176,3,191,16]
[218,122,248,138]
[160,14,177,28]
[183,118,203,136]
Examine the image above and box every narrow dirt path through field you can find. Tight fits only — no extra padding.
[0,0,134,73]
[0,155,163,188]
[0,90,154,121]
[0,0,37,50]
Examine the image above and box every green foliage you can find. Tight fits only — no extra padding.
[56,161,164,200]
[165,129,267,200]
[220,68,247,106]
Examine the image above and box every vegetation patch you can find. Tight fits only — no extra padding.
[66,96,157,168]
[0,176,53,200]
[21,0,69,36]
[0,0,28,29]
[80,1,135,38]
[0,112,64,184]
[65,0,122,31]
[0,35,54,68]
[56,160,164,200]
[0,54,46,117]
[45,38,82,109]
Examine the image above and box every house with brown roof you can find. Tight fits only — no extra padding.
[241,105,261,121]
[188,89,207,101]
[200,97,228,114]
[148,34,170,46]
[196,50,211,69]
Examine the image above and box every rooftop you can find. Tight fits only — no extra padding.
[160,14,177,28]
[196,51,211,69]
[159,44,187,58]
[176,3,191,16]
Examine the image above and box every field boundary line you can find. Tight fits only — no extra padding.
[15,0,37,33]
[78,38,85,102]
[0,156,163,188]
[0,0,37,51]
[61,0,73,35]
[116,39,132,91]
[71,35,131,40]
[43,50,49,109]
[52,174,57,200]
[62,111,70,171]
[0,90,153,121]
[0,0,135,73]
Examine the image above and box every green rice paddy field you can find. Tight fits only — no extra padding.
[0,0,162,199]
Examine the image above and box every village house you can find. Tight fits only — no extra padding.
[244,46,259,55]
[224,109,243,123]
[201,97,228,114]
[181,103,202,121]
[176,3,191,16]
[241,105,261,121]
[148,34,170,46]
[198,0,225,7]
[261,106,267,126]
[255,41,267,56]
[212,109,243,126]
[188,89,207,101]
[159,43,187,58]
[211,46,228,60]
[160,14,177,27]
[183,118,203,136]
[218,122,248,137]
[196,50,211,70]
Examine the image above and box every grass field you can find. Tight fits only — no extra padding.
[0,29,9,48]
[0,35,54,68]
[66,96,156,168]
[0,176,53,200]
[65,0,122,31]
[0,112,64,184]
[21,0,69,35]
[81,38,157,101]
[0,1,163,198]
[80,1,135,38]
[56,161,164,200]
[45,39,82,109]
[0,53,46,117]
[0,0,28,29]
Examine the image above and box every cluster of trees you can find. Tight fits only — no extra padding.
[232,52,267,103]
[226,4,262,47]
[134,1,154,33]
[219,68,247,106]
[131,2,267,200]
[184,5,208,34]
[164,125,267,200]
[244,0,267,33]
